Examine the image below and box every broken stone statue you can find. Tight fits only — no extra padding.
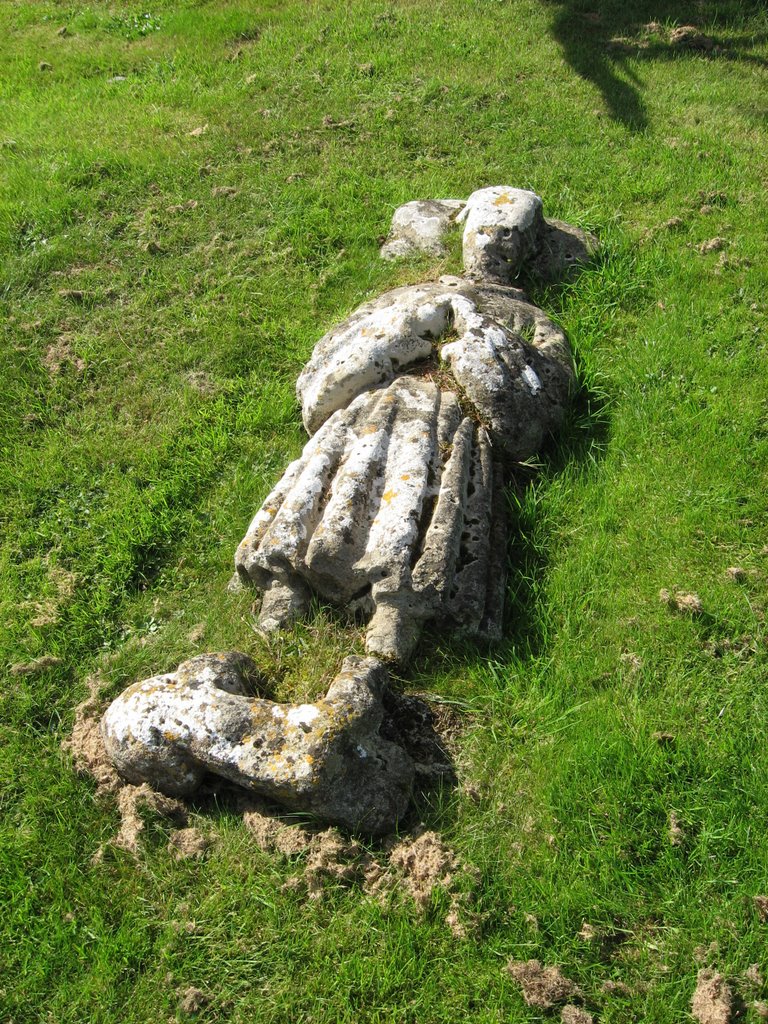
[100,187,595,833]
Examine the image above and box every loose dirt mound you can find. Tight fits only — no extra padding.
[10,654,62,676]
[691,970,736,1024]
[63,674,121,796]
[178,986,209,1015]
[68,676,476,933]
[114,784,188,856]
[388,830,462,909]
[302,829,387,900]
[659,588,703,614]
[168,828,210,860]
[506,960,580,1009]
[243,803,315,857]
[243,802,477,932]
[561,1007,593,1024]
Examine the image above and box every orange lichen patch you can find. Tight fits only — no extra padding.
[493,192,513,206]
[163,730,178,742]
[361,424,380,435]
[400,473,411,481]
[381,489,397,504]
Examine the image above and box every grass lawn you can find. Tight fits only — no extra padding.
[2,0,768,1020]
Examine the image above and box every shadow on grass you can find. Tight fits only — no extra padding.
[504,370,612,660]
[541,0,768,130]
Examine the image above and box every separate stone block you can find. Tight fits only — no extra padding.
[380,199,466,260]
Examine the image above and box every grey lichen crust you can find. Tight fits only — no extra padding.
[236,276,573,662]
[101,652,414,835]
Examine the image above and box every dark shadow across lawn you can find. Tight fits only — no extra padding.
[542,0,768,129]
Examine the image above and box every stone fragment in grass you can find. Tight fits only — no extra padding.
[726,566,746,582]
[188,124,208,137]
[380,199,466,260]
[691,969,736,1024]
[506,959,580,1009]
[381,187,596,282]
[57,288,84,302]
[39,61,53,71]
[211,185,238,197]
[101,652,414,835]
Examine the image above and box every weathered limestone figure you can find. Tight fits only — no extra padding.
[379,186,596,284]
[100,187,596,833]
[102,653,413,835]
[235,275,573,662]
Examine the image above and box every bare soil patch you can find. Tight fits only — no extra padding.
[506,959,581,1009]
[63,673,121,796]
[691,970,736,1024]
[168,828,210,860]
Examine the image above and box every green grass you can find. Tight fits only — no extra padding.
[2,0,768,1020]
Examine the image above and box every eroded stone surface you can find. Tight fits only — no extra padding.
[380,199,465,260]
[101,652,414,835]
[99,187,589,829]
[457,186,544,284]
[237,278,573,660]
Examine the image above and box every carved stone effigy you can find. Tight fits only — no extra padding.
[100,187,596,833]
[234,276,573,662]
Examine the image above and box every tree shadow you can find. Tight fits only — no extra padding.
[541,0,768,130]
